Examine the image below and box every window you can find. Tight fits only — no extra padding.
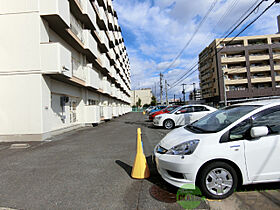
[179,107,194,113]
[229,119,251,141]
[252,106,280,134]
[229,106,280,141]
[193,106,209,112]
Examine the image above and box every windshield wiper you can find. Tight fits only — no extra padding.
[185,125,206,132]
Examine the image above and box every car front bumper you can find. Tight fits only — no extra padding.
[154,150,201,189]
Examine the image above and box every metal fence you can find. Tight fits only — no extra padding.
[131,107,144,112]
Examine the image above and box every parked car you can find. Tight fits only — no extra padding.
[153,104,216,129]
[148,105,167,115]
[149,105,180,121]
[145,106,155,113]
[154,99,280,199]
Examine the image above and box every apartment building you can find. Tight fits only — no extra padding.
[199,33,280,105]
[131,88,153,107]
[0,0,131,141]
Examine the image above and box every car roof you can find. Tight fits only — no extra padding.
[235,99,280,107]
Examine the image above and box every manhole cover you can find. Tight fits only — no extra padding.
[9,144,30,149]
[149,184,177,203]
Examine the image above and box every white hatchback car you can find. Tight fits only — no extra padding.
[153,105,216,129]
[154,99,280,199]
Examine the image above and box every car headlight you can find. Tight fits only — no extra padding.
[156,116,162,119]
[166,140,199,155]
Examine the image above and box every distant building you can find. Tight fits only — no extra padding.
[131,89,153,106]
[199,25,280,105]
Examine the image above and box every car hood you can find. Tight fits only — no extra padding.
[159,126,207,149]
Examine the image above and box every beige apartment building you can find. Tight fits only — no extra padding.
[131,89,153,107]
[0,0,131,141]
[199,27,280,105]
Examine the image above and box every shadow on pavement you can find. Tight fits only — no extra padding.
[115,160,132,177]
[238,182,280,192]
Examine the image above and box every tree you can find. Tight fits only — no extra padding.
[151,96,156,106]
[136,98,142,107]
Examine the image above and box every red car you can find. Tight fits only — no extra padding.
[149,105,180,121]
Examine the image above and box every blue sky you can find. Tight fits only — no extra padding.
[112,0,280,101]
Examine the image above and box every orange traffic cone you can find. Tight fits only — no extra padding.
[131,128,150,179]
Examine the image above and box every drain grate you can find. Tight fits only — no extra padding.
[9,144,30,149]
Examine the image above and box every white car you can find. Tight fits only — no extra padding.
[154,99,280,199]
[153,105,216,129]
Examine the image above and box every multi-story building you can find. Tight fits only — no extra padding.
[0,0,131,141]
[199,31,280,105]
[131,88,153,107]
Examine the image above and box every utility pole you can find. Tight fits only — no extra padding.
[160,73,163,105]
[223,71,227,106]
[182,84,186,104]
[154,82,157,99]
[165,80,168,106]
[192,83,196,101]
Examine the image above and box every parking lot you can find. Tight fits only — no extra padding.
[0,112,279,209]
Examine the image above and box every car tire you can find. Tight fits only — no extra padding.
[198,161,238,199]
[163,119,175,129]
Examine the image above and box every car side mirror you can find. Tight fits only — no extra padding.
[250,126,269,138]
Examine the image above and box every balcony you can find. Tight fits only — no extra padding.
[275,76,280,82]
[83,30,98,59]
[102,78,111,95]
[251,77,272,83]
[96,5,107,30]
[224,67,247,74]
[249,54,270,61]
[80,0,97,30]
[100,54,111,72]
[225,78,248,85]
[107,31,115,48]
[40,0,70,28]
[72,57,86,81]
[250,65,270,72]
[108,48,116,64]
[85,66,100,89]
[96,30,109,52]
[274,64,280,71]
[107,11,114,30]
[221,56,245,63]
[40,42,72,78]
[84,105,100,123]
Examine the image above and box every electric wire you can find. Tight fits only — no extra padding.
[168,0,277,91]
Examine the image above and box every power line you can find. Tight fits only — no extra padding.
[168,0,275,91]
[161,0,218,74]
[168,0,263,89]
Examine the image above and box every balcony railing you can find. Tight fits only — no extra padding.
[40,0,70,28]
[86,66,100,89]
[40,42,72,78]
[83,30,98,58]
[70,14,84,43]
[72,57,86,81]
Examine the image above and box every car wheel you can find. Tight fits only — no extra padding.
[198,162,238,199]
[163,119,174,129]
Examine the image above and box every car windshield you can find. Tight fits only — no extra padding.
[185,105,260,133]
[169,106,182,114]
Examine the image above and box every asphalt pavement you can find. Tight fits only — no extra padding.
[0,112,279,210]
